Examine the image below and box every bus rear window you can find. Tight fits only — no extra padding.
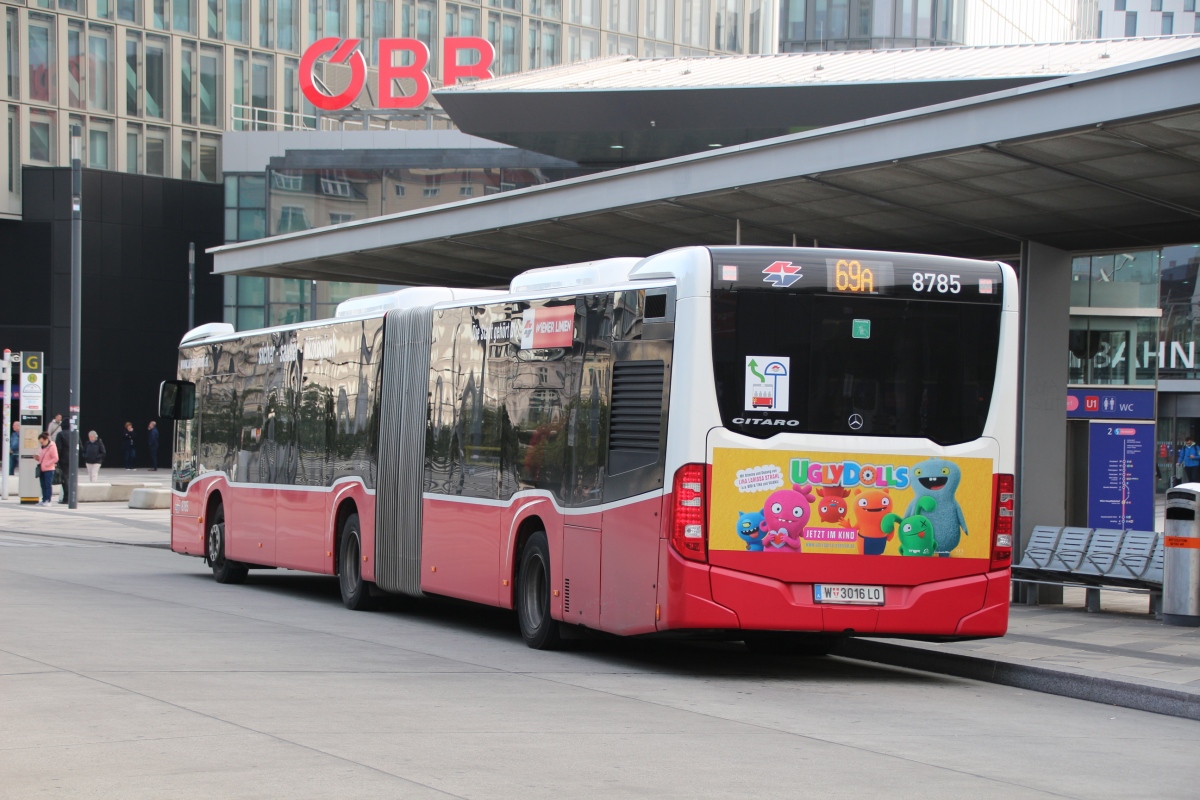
[712,291,1002,445]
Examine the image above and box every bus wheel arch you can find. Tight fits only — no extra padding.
[204,491,247,584]
[511,515,546,600]
[514,524,563,650]
[333,498,359,576]
[336,502,373,611]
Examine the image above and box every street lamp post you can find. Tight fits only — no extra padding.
[68,125,82,510]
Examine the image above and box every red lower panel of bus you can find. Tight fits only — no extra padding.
[658,548,1009,637]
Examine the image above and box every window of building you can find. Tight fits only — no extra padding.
[278,204,308,232]
[153,0,168,28]
[174,0,196,32]
[326,0,345,36]
[1151,0,1162,11]
[279,0,298,50]
[6,9,20,100]
[491,13,520,73]
[645,0,673,40]
[251,53,273,129]
[273,170,302,190]
[569,0,599,24]
[29,111,54,163]
[417,0,438,67]
[716,0,739,50]
[1125,10,1137,36]
[1114,0,1126,10]
[1162,11,1174,33]
[228,0,247,41]
[206,0,221,36]
[117,0,139,21]
[200,46,221,126]
[95,0,114,19]
[145,125,168,174]
[681,0,709,48]
[608,0,635,33]
[422,173,441,196]
[61,0,81,12]
[232,50,248,129]
[1186,0,1196,11]
[88,117,111,169]
[126,122,140,172]
[459,185,474,196]
[7,106,18,193]
[181,130,195,179]
[181,41,196,124]
[320,171,351,195]
[88,26,113,112]
[282,57,301,127]
[528,20,562,67]
[330,212,353,224]
[199,135,219,182]
[394,183,405,196]
[1196,14,1200,32]
[68,21,85,109]
[145,36,168,118]
[256,0,272,47]
[125,32,140,116]
[28,15,55,103]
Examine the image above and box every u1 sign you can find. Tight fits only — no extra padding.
[300,36,494,111]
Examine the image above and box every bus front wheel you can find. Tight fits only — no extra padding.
[516,531,562,650]
[207,505,248,585]
[338,513,374,611]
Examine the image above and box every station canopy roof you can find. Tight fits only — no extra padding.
[436,36,1200,163]
[212,45,1200,287]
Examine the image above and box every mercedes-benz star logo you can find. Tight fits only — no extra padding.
[848,414,864,430]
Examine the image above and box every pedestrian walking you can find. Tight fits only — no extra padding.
[122,421,136,470]
[54,426,70,504]
[83,431,105,482]
[35,432,57,506]
[1179,436,1200,484]
[46,413,63,439]
[8,421,18,476]
[147,421,159,471]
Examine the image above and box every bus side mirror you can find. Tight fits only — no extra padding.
[159,380,196,420]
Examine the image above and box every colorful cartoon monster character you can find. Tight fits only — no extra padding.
[816,486,851,525]
[761,484,816,552]
[907,458,968,556]
[852,487,895,555]
[882,496,938,556]
[736,510,768,552]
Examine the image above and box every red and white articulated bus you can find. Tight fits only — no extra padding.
[161,246,1018,650]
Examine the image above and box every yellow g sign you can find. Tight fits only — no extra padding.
[23,352,40,372]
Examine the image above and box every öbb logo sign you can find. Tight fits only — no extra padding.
[300,37,495,111]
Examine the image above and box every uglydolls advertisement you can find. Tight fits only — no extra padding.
[711,448,995,559]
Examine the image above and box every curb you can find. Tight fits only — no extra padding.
[837,638,1200,722]
[0,528,170,550]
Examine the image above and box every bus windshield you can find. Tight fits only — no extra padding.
[710,249,1003,446]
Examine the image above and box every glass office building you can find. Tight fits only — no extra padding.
[778,0,965,51]
[1,0,776,220]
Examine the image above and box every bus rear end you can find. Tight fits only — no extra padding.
[659,247,1017,640]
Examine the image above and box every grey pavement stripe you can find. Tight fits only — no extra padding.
[999,631,1200,668]
[837,638,1200,722]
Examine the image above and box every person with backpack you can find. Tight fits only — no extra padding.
[83,431,106,482]
[1179,436,1200,484]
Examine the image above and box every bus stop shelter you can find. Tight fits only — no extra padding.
[212,46,1200,558]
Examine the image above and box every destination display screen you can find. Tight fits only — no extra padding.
[711,247,1005,304]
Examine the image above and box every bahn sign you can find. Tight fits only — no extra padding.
[300,36,495,111]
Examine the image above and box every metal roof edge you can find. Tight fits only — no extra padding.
[211,47,1200,275]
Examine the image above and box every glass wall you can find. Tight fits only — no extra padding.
[780,0,964,51]
[1068,251,1160,387]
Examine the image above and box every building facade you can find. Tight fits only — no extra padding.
[778,0,965,51]
[1,0,777,220]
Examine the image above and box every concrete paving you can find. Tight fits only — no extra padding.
[1,536,1198,799]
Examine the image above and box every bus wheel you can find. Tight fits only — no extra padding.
[516,531,562,650]
[338,513,374,611]
[207,505,248,585]
[743,632,840,657]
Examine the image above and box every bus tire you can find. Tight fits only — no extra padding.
[516,531,562,650]
[743,632,840,657]
[338,513,374,611]
[207,504,248,585]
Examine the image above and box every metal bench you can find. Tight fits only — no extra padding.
[1013,526,1163,615]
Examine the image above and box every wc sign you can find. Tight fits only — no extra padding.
[300,36,494,111]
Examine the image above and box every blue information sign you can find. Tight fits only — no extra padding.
[1087,422,1154,531]
[1067,387,1154,420]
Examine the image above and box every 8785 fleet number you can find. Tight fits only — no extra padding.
[911,272,961,293]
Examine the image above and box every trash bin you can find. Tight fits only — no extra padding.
[1163,484,1200,627]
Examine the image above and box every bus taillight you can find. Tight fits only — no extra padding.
[670,463,708,563]
[991,473,1015,569]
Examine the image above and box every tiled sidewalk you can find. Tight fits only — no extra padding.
[869,587,1200,699]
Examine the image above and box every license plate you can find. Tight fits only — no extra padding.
[814,584,884,605]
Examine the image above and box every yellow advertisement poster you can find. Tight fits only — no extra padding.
[711,448,994,559]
